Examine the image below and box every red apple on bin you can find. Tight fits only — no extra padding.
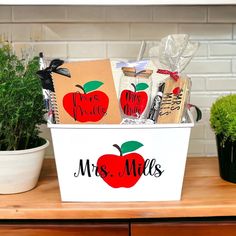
[120,83,148,117]
[63,80,109,122]
[97,141,145,188]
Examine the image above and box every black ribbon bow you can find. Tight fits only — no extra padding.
[37,59,71,92]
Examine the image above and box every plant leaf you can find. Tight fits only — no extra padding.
[121,141,143,155]
[0,44,46,150]
[84,80,104,93]
[210,94,236,143]
[136,83,149,91]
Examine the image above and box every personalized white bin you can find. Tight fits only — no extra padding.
[49,114,194,202]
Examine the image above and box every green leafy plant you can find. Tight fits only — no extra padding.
[210,94,236,145]
[0,43,46,150]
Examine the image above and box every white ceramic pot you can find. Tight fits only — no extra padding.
[0,139,49,194]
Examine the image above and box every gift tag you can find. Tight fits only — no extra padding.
[157,76,190,124]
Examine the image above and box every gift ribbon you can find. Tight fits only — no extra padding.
[116,60,149,74]
[37,59,71,92]
[157,69,179,81]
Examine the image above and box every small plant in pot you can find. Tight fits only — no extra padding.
[210,94,236,183]
[0,42,49,194]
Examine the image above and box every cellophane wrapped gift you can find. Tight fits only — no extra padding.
[149,34,199,123]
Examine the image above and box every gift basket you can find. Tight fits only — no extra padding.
[37,34,200,202]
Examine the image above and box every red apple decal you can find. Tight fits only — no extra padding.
[120,83,148,118]
[172,87,181,95]
[63,80,109,122]
[97,141,145,188]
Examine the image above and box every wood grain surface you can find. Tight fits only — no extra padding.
[0,157,235,220]
[0,223,128,236]
[131,221,236,236]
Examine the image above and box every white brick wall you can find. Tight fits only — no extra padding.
[1,5,236,157]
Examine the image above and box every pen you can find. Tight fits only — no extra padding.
[39,52,54,123]
[146,83,165,124]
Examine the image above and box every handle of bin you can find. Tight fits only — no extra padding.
[187,104,202,122]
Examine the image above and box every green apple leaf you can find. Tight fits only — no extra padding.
[84,80,104,93]
[121,141,144,155]
[135,83,149,91]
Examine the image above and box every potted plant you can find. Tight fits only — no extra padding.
[210,94,236,183]
[0,42,49,194]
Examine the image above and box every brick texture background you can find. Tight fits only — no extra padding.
[1,5,236,157]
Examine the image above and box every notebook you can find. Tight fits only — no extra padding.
[51,59,122,124]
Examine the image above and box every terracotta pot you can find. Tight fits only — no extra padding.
[0,139,49,194]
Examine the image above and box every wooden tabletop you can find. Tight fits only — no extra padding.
[0,157,236,220]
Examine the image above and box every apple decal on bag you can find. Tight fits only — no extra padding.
[63,80,109,122]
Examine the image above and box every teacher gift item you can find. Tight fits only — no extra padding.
[150,34,199,124]
[157,75,191,123]
[119,66,153,120]
[38,59,121,124]
[44,39,195,202]
[146,82,165,124]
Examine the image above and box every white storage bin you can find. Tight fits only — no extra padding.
[49,112,193,202]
